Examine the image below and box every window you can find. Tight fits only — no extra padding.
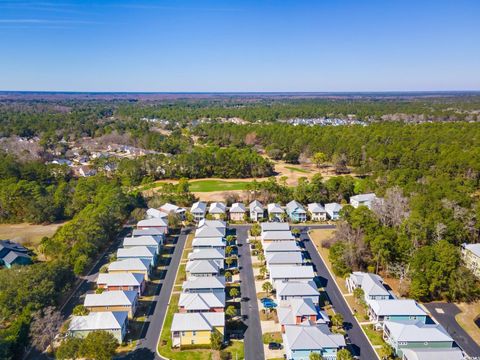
[192,331,196,336]
[423,342,429,345]
[181,331,185,336]
[191,340,195,344]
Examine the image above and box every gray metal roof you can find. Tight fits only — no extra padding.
[264,241,301,253]
[266,252,303,265]
[189,248,225,260]
[384,320,453,342]
[286,200,306,214]
[171,312,225,332]
[84,290,137,307]
[261,222,290,232]
[401,348,464,360]
[261,230,295,241]
[178,292,225,311]
[276,280,319,296]
[270,265,315,280]
[283,324,346,350]
[182,276,226,290]
[96,272,144,287]
[369,299,427,317]
[186,260,220,274]
[69,311,128,331]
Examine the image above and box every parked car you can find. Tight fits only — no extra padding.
[268,342,282,350]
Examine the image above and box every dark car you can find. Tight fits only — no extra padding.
[268,342,282,350]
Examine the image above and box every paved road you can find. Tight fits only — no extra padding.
[234,226,265,360]
[130,229,189,360]
[424,302,480,357]
[300,228,378,360]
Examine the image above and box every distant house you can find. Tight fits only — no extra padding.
[401,348,464,360]
[137,217,168,234]
[264,241,302,255]
[122,235,162,254]
[160,203,186,220]
[307,203,327,221]
[383,320,454,357]
[68,311,128,343]
[191,201,207,222]
[282,324,346,360]
[178,292,225,313]
[286,200,307,222]
[261,230,295,244]
[182,276,226,294]
[146,208,168,219]
[266,252,303,268]
[276,281,320,305]
[367,300,428,328]
[192,237,226,250]
[78,165,97,177]
[116,246,157,267]
[108,258,151,281]
[188,248,225,268]
[84,290,138,318]
[461,243,480,278]
[267,203,285,222]
[229,202,246,221]
[249,200,264,222]
[96,272,146,295]
[0,240,32,268]
[277,298,329,332]
[325,203,343,220]
[171,312,225,347]
[346,272,393,301]
[186,260,221,277]
[269,265,315,286]
[208,202,226,219]
[350,193,377,209]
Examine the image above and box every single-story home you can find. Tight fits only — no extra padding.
[261,230,295,244]
[122,235,162,254]
[108,258,151,281]
[286,200,307,222]
[266,252,303,268]
[350,193,377,209]
[264,241,302,255]
[283,324,346,360]
[0,240,32,268]
[307,203,327,221]
[192,237,226,250]
[171,312,225,347]
[191,201,207,222]
[277,298,329,332]
[178,292,226,313]
[188,248,225,268]
[383,320,454,357]
[401,348,464,360]
[84,290,138,318]
[229,202,246,221]
[96,272,146,295]
[261,222,290,233]
[367,299,428,327]
[267,203,285,221]
[249,200,264,221]
[208,202,227,219]
[137,217,168,234]
[182,275,226,293]
[276,280,320,305]
[160,203,186,220]
[270,265,315,286]
[186,260,221,277]
[116,246,157,267]
[68,311,128,343]
[346,272,393,301]
[146,208,168,219]
[324,203,343,220]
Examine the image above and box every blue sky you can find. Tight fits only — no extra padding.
[0,0,479,92]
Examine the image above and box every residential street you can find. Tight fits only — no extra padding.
[124,229,189,360]
[301,228,379,360]
[234,226,265,360]
[424,302,480,357]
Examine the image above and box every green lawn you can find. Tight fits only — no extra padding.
[188,180,251,192]
[262,332,283,344]
[284,166,310,174]
[361,324,385,346]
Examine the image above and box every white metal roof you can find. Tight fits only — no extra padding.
[171,312,225,332]
[369,299,427,317]
[270,265,315,280]
[84,290,137,307]
[96,272,144,287]
[261,222,290,232]
[178,292,225,311]
[384,320,453,342]
[108,258,150,272]
[69,311,128,332]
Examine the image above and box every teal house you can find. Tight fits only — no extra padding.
[0,240,32,268]
[286,200,307,222]
[368,299,428,328]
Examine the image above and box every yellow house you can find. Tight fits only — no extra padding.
[107,258,151,281]
[84,290,138,319]
[171,312,225,347]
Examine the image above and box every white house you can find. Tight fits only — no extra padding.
[346,272,393,301]
[270,265,315,286]
[192,237,226,250]
[350,193,377,209]
[146,208,168,219]
[264,241,302,255]
[186,260,221,277]
[208,202,226,219]
[190,201,207,222]
[182,276,226,293]
[188,248,225,268]
[325,203,343,220]
[249,200,264,221]
[266,252,303,268]
[276,280,320,305]
[261,230,295,244]
[267,203,285,221]
[160,203,186,220]
[137,218,168,234]
[307,203,327,221]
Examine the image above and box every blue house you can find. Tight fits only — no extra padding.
[283,324,346,360]
[286,201,307,222]
[0,240,32,268]
[367,299,428,329]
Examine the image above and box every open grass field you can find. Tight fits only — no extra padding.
[0,222,65,249]
[284,165,311,174]
[189,180,251,192]
[456,301,480,344]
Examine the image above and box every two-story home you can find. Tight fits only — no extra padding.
[368,299,428,329]
[264,241,302,255]
[278,298,330,332]
[178,292,226,313]
[261,230,295,244]
[350,193,377,209]
[192,237,226,251]
[122,235,162,255]
[383,320,454,357]
[108,258,151,281]
[307,203,327,221]
[68,311,128,343]
[137,217,168,234]
[171,312,225,347]
[283,324,346,360]
[84,290,138,319]
[286,200,307,222]
[401,348,464,360]
[325,203,343,220]
[267,203,285,221]
[208,202,226,219]
[194,224,225,239]
[261,222,290,233]
[182,276,226,294]
[229,202,246,221]
[160,202,186,220]
[266,252,303,269]
[146,208,168,219]
[96,272,146,295]
[132,228,165,238]
[116,246,157,267]
[346,272,393,301]
[270,266,315,287]
[276,280,320,305]
[461,242,480,278]
[186,260,221,277]
[188,248,225,269]
[249,200,264,221]
[190,201,207,222]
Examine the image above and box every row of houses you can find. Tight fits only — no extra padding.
[346,272,464,359]
[170,219,228,347]
[257,222,347,360]
[66,212,168,343]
